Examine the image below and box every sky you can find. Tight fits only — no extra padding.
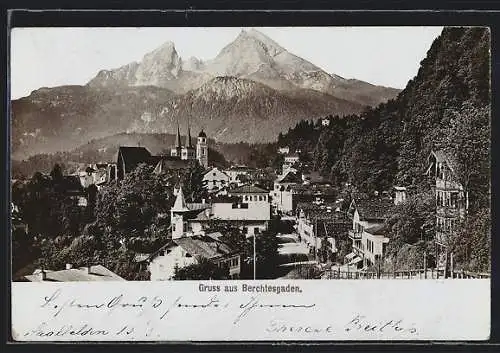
[10,26,444,99]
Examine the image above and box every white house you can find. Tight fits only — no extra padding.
[147,234,241,280]
[347,198,393,269]
[282,153,300,174]
[170,185,270,238]
[203,167,230,191]
[393,186,407,205]
[271,171,302,214]
[278,146,290,154]
[211,185,271,236]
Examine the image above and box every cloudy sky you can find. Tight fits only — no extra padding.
[10,26,443,99]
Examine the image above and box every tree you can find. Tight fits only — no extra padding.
[173,258,229,280]
[246,230,280,279]
[448,207,490,273]
[50,163,63,181]
[442,103,490,212]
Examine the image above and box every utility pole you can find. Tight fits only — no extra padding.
[253,234,256,280]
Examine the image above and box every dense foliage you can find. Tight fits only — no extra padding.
[12,162,206,280]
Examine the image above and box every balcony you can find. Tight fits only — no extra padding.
[348,230,362,240]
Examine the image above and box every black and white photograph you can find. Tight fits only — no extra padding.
[10,26,490,286]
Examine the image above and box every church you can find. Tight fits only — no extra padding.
[170,123,208,169]
[113,123,209,181]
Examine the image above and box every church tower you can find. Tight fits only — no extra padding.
[171,122,182,158]
[171,185,189,239]
[181,122,196,160]
[196,130,208,169]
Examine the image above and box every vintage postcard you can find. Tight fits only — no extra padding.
[10,26,491,341]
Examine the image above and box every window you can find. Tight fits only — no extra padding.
[451,193,458,208]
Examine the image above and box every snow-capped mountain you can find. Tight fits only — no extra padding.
[88,29,399,105]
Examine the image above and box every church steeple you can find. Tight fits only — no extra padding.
[175,121,182,149]
[187,120,193,148]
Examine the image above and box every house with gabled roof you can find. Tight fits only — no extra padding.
[146,233,241,280]
[426,149,468,248]
[271,170,302,214]
[203,167,230,191]
[346,197,393,269]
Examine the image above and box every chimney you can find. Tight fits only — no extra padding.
[65,263,73,270]
[36,269,46,281]
[83,265,92,274]
[202,198,206,204]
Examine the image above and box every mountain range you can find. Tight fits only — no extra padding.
[11,28,400,160]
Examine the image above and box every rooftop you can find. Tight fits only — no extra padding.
[229,185,269,194]
[354,198,393,221]
[150,235,236,262]
[24,265,125,282]
[364,223,390,236]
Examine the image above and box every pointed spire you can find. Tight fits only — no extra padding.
[187,118,193,148]
[172,185,188,211]
[175,120,182,148]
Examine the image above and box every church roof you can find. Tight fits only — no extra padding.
[117,146,153,173]
[198,130,207,138]
[153,157,191,174]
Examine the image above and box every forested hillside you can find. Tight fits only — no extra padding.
[279,27,490,201]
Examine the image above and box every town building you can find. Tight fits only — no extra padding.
[282,153,300,174]
[278,146,290,154]
[74,163,114,189]
[321,118,331,127]
[147,233,241,280]
[295,202,350,262]
[203,167,230,191]
[170,185,270,238]
[271,170,302,214]
[24,264,125,282]
[346,198,393,269]
[393,186,408,205]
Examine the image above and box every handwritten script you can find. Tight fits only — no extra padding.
[14,285,425,341]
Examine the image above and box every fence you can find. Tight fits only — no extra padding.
[319,267,490,280]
